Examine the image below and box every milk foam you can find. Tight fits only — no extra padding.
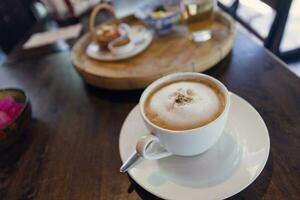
[147,81,221,129]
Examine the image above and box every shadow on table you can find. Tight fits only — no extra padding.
[205,51,233,78]
[82,51,233,104]
[0,120,34,166]
[127,175,163,200]
[84,83,143,103]
[126,149,273,200]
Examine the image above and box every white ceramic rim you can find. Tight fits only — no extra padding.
[108,37,134,55]
[139,72,230,133]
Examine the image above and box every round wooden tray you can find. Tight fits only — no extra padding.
[71,11,235,90]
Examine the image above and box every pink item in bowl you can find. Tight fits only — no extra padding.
[0,88,31,150]
[0,97,24,129]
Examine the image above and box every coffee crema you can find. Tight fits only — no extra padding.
[144,79,225,131]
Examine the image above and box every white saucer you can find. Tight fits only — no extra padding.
[86,26,153,61]
[119,93,270,200]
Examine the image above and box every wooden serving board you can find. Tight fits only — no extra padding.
[71,11,235,90]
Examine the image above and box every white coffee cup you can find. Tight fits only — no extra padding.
[136,72,231,160]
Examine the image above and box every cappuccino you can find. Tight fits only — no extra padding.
[144,79,225,131]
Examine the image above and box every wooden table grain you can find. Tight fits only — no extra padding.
[0,17,300,200]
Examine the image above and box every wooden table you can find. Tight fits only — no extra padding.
[0,16,300,200]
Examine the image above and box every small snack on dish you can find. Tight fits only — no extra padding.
[150,5,172,19]
[94,23,120,47]
[112,37,131,47]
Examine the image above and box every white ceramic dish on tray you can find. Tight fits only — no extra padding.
[86,26,153,61]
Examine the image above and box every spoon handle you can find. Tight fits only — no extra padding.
[120,151,141,173]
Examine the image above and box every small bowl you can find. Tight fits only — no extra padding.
[144,11,180,34]
[0,88,31,150]
[135,2,181,34]
[108,37,134,55]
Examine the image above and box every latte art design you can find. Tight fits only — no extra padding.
[145,80,224,131]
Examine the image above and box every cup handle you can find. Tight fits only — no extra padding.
[136,134,172,160]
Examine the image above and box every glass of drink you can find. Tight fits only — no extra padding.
[181,0,214,42]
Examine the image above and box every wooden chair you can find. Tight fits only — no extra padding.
[218,0,298,62]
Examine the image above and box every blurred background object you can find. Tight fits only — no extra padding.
[41,0,104,20]
[134,0,181,34]
[0,0,102,55]
[0,0,37,54]
[0,48,6,65]
[218,0,300,75]
[1,0,300,75]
